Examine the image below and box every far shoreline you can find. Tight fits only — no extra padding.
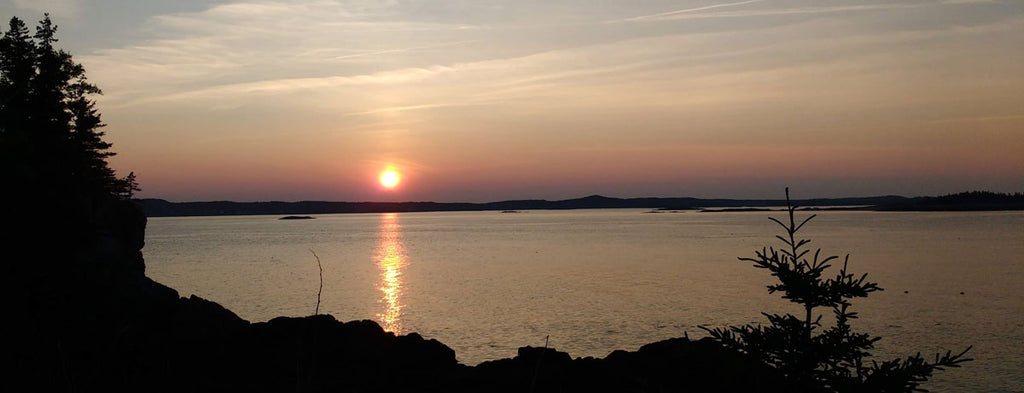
[137,191,1024,217]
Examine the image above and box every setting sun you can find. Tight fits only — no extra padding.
[380,169,400,188]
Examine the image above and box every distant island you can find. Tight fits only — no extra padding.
[278,215,315,220]
[699,207,775,212]
[138,191,1024,217]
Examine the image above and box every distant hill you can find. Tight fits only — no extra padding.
[138,194,910,217]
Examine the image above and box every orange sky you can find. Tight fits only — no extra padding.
[4,0,1022,201]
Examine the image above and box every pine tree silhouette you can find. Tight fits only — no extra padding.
[702,188,971,392]
[1,14,133,208]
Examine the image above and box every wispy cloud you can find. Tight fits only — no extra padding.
[333,40,478,60]
[10,0,80,19]
[79,0,486,107]
[342,102,492,117]
[57,0,1022,200]
[89,6,1024,119]
[941,0,998,4]
[925,114,1024,124]
[106,65,462,108]
[620,0,762,22]
[72,0,1022,143]
[623,3,924,22]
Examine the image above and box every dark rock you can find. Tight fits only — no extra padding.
[10,193,787,393]
[456,338,782,393]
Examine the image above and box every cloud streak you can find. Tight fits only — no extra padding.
[64,0,1024,200]
[333,40,478,60]
[10,0,80,19]
[105,65,463,108]
[620,0,762,22]
[622,3,925,22]
[342,102,493,117]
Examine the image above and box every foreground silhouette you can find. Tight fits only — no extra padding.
[7,196,785,392]
[4,15,970,392]
[703,189,971,392]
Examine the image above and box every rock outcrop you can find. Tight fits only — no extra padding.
[8,199,781,392]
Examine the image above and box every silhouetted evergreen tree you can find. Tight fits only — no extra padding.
[3,16,150,392]
[703,188,971,392]
[122,171,141,199]
[0,17,37,189]
[1,14,132,215]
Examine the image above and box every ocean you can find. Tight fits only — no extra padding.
[144,209,1023,392]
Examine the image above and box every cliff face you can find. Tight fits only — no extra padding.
[7,199,780,392]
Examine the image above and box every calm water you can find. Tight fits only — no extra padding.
[145,210,1023,392]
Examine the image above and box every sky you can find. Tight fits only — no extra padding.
[2,0,1022,202]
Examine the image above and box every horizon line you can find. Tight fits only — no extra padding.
[138,191,951,205]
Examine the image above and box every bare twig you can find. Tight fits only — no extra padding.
[310,249,323,315]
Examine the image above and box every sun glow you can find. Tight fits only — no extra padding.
[379,169,400,188]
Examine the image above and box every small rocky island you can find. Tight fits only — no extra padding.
[279,215,315,220]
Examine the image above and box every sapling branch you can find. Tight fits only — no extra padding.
[310,249,323,315]
[704,188,970,392]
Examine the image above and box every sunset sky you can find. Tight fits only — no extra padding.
[3,0,1022,202]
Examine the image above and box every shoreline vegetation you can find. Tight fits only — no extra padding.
[139,191,1024,217]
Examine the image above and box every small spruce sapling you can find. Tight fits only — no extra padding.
[702,188,971,392]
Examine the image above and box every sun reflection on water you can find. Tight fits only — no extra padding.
[375,213,405,333]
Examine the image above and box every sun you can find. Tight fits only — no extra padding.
[379,169,400,188]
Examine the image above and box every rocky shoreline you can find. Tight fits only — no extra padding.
[9,199,783,392]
